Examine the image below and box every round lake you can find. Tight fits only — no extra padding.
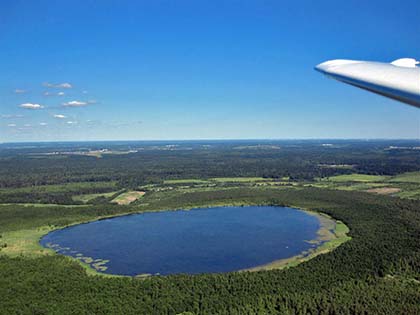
[40,206,323,276]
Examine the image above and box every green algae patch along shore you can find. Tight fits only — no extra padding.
[243,210,350,272]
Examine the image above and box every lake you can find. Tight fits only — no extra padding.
[40,206,322,276]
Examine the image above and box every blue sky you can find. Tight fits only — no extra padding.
[1,0,420,142]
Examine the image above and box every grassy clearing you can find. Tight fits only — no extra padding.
[73,190,122,203]
[309,182,388,191]
[389,172,420,183]
[164,179,209,184]
[256,181,295,187]
[164,177,274,184]
[335,183,390,192]
[112,191,145,205]
[315,171,420,200]
[324,174,389,182]
[366,187,401,195]
[211,177,272,183]
[0,227,55,257]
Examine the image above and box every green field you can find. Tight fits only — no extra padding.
[164,179,210,184]
[165,173,420,201]
[323,174,389,182]
[164,177,273,184]
[73,191,122,203]
[389,172,420,183]
[211,177,272,182]
[314,172,420,200]
[112,191,145,205]
[1,227,55,257]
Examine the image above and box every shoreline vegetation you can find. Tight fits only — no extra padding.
[1,201,350,277]
[244,211,350,271]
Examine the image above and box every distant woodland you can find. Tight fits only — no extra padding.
[0,141,419,314]
[1,140,420,189]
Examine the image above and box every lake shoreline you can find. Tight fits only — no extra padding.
[242,210,350,272]
[4,203,350,277]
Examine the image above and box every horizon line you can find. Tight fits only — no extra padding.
[1,138,420,145]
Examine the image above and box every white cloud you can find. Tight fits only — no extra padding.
[40,122,48,126]
[67,121,77,124]
[53,114,66,119]
[59,83,72,88]
[19,103,44,110]
[44,91,65,96]
[1,114,24,119]
[43,82,73,89]
[14,89,27,94]
[7,124,16,127]
[62,100,88,107]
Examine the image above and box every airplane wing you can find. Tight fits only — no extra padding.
[315,58,420,108]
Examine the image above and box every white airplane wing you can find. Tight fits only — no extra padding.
[315,58,420,108]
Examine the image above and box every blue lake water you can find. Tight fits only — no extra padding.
[40,206,321,276]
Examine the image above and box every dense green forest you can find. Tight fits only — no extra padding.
[0,141,420,314]
[1,140,420,189]
[0,188,420,314]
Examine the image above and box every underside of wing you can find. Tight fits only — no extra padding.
[315,58,420,108]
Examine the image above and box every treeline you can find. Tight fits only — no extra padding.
[0,185,117,205]
[1,141,420,188]
[0,188,419,314]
